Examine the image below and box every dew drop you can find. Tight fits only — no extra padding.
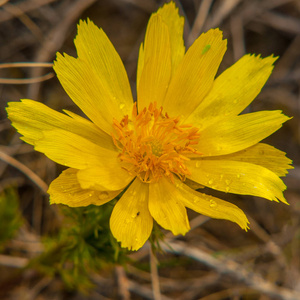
[193,196,200,204]
[98,191,109,200]
[209,200,217,208]
[88,192,93,197]
[237,174,241,179]
[208,180,213,185]
[119,102,125,110]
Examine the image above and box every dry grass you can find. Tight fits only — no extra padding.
[0,0,299,299]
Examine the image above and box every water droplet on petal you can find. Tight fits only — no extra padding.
[119,102,125,110]
[98,191,109,200]
[209,200,217,208]
[237,174,241,178]
[208,180,213,185]
[193,196,200,204]
[88,192,93,197]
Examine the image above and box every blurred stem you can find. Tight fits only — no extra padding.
[115,265,130,300]
[150,246,161,300]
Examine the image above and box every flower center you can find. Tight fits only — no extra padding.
[112,102,201,183]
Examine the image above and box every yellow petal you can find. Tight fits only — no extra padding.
[31,127,134,190]
[110,178,153,251]
[34,129,116,169]
[149,177,190,235]
[187,159,288,203]
[136,43,145,96]
[33,128,134,190]
[175,179,249,230]
[157,2,185,73]
[75,19,133,115]
[163,29,227,118]
[196,110,290,156]
[54,20,133,135]
[187,54,278,129]
[137,14,172,111]
[137,1,185,90]
[6,99,115,150]
[48,168,121,207]
[77,166,134,192]
[209,143,293,177]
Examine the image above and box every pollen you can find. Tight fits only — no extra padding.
[112,102,201,183]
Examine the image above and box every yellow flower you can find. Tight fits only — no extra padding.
[7,2,292,251]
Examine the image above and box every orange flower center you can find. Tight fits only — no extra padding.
[112,102,201,183]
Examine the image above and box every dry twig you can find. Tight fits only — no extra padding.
[150,247,162,300]
[0,150,48,194]
[116,265,130,300]
[163,241,300,300]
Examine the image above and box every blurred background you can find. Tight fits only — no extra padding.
[0,0,300,299]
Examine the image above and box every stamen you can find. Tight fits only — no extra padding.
[112,102,201,183]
